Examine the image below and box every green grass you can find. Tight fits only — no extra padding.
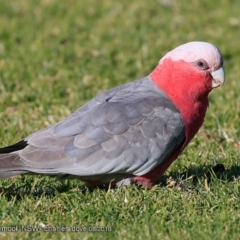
[0,0,240,239]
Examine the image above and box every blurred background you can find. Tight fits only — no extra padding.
[0,1,240,239]
[0,0,239,132]
[0,0,239,155]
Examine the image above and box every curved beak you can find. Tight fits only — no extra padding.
[211,67,225,88]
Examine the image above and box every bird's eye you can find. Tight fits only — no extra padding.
[193,59,209,70]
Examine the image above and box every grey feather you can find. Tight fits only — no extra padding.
[0,76,185,181]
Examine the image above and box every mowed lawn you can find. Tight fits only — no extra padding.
[0,0,240,239]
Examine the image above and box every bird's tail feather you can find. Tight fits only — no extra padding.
[0,140,29,179]
[0,153,28,179]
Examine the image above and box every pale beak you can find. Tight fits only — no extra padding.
[211,67,225,88]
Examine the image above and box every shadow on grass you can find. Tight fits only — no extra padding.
[156,164,240,187]
[1,164,240,200]
[0,177,89,200]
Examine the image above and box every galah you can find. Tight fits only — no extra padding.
[0,41,225,188]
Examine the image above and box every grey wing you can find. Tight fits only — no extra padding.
[18,76,185,176]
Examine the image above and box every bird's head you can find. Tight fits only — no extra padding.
[150,41,225,102]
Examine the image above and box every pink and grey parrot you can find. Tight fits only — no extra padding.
[0,42,225,188]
